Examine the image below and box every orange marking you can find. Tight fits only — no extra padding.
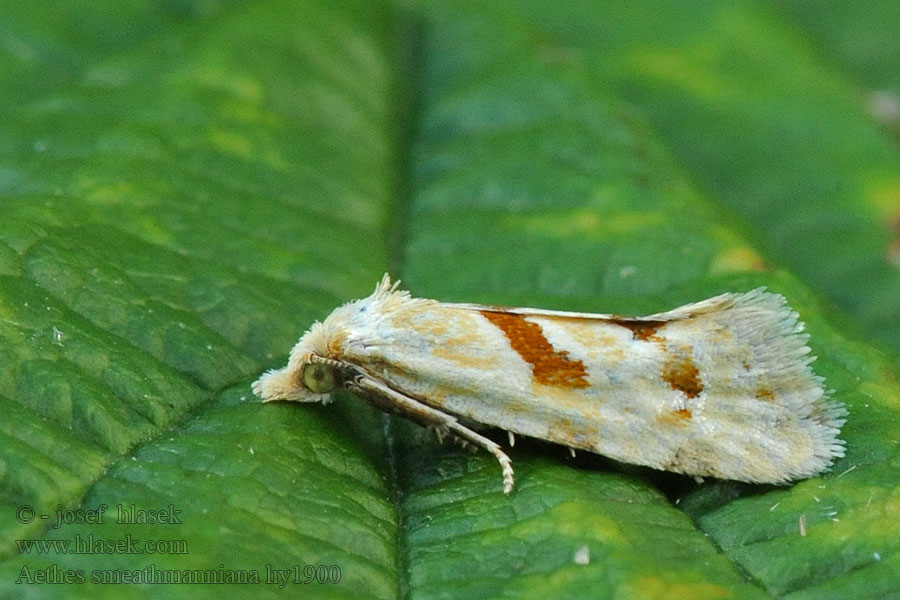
[756,388,775,402]
[661,350,703,398]
[480,311,590,389]
[657,409,692,427]
[608,318,666,341]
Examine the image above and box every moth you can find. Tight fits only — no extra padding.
[252,275,846,493]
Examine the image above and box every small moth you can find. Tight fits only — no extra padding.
[253,275,846,493]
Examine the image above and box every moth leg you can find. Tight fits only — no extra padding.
[445,424,515,494]
[429,425,446,444]
[347,374,516,494]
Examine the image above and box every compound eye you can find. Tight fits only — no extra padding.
[301,362,335,394]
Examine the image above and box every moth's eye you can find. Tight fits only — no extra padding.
[301,363,335,394]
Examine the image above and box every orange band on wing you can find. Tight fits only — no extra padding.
[480,311,590,389]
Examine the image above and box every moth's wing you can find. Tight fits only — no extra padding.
[443,288,845,483]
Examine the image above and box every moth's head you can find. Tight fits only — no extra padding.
[252,274,400,404]
[251,355,337,403]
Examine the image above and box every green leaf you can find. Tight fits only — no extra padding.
[2,1,899,599]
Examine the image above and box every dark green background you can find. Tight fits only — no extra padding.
[2,1,900,598]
